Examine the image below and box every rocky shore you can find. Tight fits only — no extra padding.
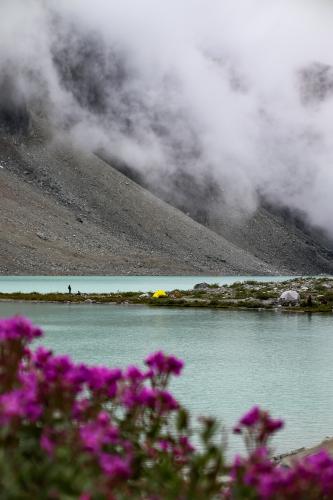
[275,437,333,467]
[1,276,333,313]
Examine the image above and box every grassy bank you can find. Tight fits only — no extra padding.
[1,276,333,313]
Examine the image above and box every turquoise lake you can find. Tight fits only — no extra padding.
[0,274,333,455]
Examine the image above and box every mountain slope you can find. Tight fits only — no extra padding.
[101,153,333,276]
[207,204,333,275]
[0,117,332,275]
[0,128,277,275]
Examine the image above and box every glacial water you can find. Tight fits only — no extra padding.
[0,293,333,455]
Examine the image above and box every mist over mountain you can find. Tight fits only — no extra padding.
[1,0,333,274]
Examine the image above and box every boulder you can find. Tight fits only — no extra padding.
[193,282,210,290]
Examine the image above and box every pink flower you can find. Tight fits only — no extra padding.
[167,355,184,376]
[99,454,131,480]
[40,431,55,457]
[306,450,333,469]
[179,436,195,454]
[0,317,42,343]
[157,390,179,412]
[121,387,143,409]
[79,494,92,500]
[33,346,53,367]
[265,417,284,433]
[258,472,282,499]
[145,352,184,376]
[80,412,119,453]
[125,365,144,382]
[240,406,261,427]
[0,379,42,423]
[0,392,21,419]
[234,407,284,447]
[158,439,173,452]
[137,387,156,408]
[122,386,179,413]
[72,398,90,419]
[87,366,122,398]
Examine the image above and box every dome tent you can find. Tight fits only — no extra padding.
[152,290,168,298]
[279,290,300,304]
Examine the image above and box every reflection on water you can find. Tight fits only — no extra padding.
[0,300,332,455]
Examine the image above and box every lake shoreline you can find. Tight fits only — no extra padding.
[276,437,333,467]
[0,298,330,314]
[1,276,333,313]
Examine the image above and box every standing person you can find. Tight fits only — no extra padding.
[68,284,72,295]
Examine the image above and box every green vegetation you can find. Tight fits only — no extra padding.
[1,277,333,313]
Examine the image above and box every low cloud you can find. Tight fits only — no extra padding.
[1,0,333,234]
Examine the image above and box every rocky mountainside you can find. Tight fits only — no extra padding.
[0,112,332,275]
[101,154,333,276]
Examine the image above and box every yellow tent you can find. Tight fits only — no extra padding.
[152,290,168,298]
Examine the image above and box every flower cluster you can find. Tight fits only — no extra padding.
[0,316,42,343]
[0,316,332,499]
[231,447,333,499]
[234,405,284,451]
[0,317,200,498]
[145,351,184,377]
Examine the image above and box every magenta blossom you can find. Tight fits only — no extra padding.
[80,411,119,453]
[40,430,55,457]
[0,317,42,343]
[125,365,145,382]
[145,351,184,376]
[0,388,42,423]
[99,454,131,480]
[234,406,284,447]
[240,406,261,427]
[87,366,122,398]
[33,346,53,367]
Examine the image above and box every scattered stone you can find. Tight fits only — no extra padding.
[194,282,210,290]
[215,286,227,293]
[36,232,48,241]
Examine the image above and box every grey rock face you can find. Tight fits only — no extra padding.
[0,76,30,135]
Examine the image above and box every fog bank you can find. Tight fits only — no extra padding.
[1,0,333,234]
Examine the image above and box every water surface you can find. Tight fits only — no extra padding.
[0,300,332,455]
